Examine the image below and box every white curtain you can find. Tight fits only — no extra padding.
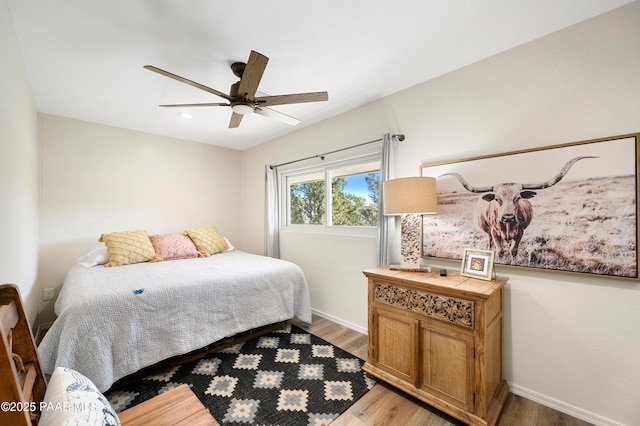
[264,165,280,258]
[376,134,395,266]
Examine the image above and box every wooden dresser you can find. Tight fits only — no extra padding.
[363,267,508,426]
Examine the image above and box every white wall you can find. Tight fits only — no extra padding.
[241,3,640,426]
[38,114,242,324]
[0,0,40,322]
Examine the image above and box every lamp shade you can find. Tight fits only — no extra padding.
[383,177,437,215]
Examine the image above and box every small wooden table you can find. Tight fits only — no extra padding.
[118,384,219,426]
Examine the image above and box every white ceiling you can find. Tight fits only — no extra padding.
[6,0,633,151]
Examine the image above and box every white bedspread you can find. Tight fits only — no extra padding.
[38,250,311,391]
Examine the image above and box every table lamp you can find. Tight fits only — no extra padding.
[383,176,437,271]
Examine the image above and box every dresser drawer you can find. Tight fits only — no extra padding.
[373,280,475,329]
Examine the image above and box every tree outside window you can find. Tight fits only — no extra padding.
[290,179,325,225]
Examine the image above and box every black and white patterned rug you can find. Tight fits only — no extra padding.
[105,324,375,425]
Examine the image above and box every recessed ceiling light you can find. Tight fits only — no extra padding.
[177,111,193,119]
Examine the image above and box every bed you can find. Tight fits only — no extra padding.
[37,249,311,392]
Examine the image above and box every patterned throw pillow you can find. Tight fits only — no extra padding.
[39,367,121,425]
[149,233,201,261]
[98,229,160,267]
[184,226,229,257]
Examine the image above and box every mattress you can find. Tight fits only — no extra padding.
[38,250,311,391]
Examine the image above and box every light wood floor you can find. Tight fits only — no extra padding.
[294,314,593,426]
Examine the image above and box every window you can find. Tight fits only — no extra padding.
[289,171,326,225]
[283,155,380,234]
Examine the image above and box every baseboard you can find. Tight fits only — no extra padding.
[311,309,368,335]
[509,384,624,426]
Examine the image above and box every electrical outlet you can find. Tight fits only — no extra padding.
[43,288,55,301]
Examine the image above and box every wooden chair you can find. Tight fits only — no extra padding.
[0,284,47,425]
[1,283,219,425]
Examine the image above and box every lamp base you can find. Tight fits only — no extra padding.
[391,213,426,272]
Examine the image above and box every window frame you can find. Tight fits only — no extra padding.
[280,153,381,237]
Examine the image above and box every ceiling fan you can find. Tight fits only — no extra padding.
[144,50,329,128]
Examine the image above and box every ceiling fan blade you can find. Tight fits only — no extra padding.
[237,51,269,100]
[255,92,329,107]
[254,107,300,126]
[229,112,243,128]
[144,65,232,101]
[159,103,229,107]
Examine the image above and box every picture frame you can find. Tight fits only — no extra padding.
[420,133,639,281]
[461,248,495,280]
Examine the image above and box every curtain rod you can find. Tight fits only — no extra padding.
[269,133,405,169]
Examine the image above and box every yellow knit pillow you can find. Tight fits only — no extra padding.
[98,229,161,267]
[184,226,229,257]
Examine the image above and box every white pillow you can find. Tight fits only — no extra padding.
[77,247,109,267]
[39,367,121,425]
[224,237,236,251]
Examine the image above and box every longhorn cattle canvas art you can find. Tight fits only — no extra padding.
[420,134,639,279]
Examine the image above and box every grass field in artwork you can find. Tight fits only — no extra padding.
[423,175,637,278]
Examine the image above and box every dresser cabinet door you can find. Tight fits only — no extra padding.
[371,306,418,384]
[419,321,475,411]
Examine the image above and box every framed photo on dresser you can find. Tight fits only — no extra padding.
[460,248,494,281]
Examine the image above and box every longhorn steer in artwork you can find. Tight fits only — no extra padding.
[441,156,596,260]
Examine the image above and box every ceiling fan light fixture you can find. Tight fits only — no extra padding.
[231,103,255,115]
[145,50,329,128]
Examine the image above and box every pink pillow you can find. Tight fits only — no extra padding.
[149,233,201,261]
